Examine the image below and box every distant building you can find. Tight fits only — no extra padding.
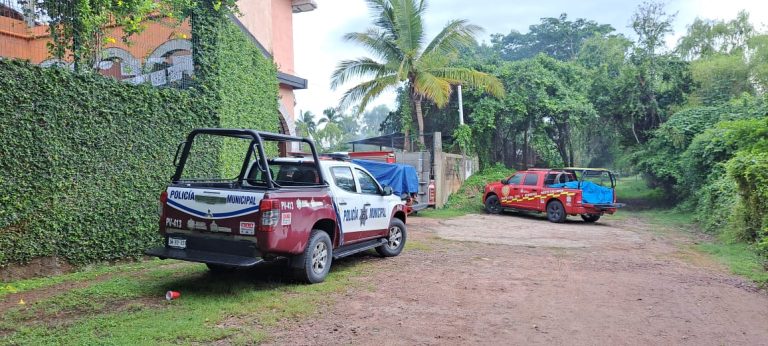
[0,0,316,139]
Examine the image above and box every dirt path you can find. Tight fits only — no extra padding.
[267,213,768,345]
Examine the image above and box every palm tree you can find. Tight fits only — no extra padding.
[318,107,343,126]
[331,0,505,148]
[296,110,318,138]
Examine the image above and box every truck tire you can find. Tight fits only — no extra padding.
[485,195,502,214]
[546,200,567,223]
[376,218,407,257]
[295,230,333,284]
[581,214,601,223]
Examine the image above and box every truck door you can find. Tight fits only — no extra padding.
[329,166,364,245]
[519,172,543,211]
[500,173,524,208]
[353,168,391,239]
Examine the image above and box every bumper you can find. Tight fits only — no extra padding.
[145,247,263,267]
[572,203,623,215]
[145,232,263,267]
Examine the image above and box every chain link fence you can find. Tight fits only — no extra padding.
[0,0,195,89]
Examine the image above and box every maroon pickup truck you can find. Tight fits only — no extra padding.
[146,129,408,283]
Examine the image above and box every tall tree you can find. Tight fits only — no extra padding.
[491,13,615,61]
[625,0,684,144]
[331,0,504,148]
[296,110,318,138]
[676,11,754,60]
[318,107,343,126]
[362,105,391,135]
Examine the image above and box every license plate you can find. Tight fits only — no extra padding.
[168,237,186,249]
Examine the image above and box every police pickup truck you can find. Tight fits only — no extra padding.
[145,129,407,283]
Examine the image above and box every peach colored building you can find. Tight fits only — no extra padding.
[0,0,316,138]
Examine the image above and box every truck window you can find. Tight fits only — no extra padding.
[355,168,381,195]
[507,173,524,185]
[331,166,357,193]
[523,174,539,186]
[246,161,320,187]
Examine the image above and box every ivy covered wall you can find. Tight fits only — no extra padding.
[0,5,279,268]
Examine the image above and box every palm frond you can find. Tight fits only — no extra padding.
[413,71,452,107]
[428,67,506,98]
[339,75,400,113]
[342,29,402,62]
[331,57,391,90]
[423,19,482,57]
[391,0,426,56]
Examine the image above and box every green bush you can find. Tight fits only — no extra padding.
[727,150,768,251]
[0,10,278,267]
[442,164,516,213]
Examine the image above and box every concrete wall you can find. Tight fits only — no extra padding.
[431,132,479,208]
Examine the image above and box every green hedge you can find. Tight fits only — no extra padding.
[0,8,279,267]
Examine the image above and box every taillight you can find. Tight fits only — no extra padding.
[159,190,168,217]
[259,199,280,231]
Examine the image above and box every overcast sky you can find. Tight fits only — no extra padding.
[292,0,768,121]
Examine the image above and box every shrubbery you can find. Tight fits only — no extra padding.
[0,8,279,267]
[633,96,768,255]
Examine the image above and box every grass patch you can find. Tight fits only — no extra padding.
[698,242,768,285]
[418,164,516,218]
[0,259,165,299]
[1,257,373,345]
[615,176,666,208]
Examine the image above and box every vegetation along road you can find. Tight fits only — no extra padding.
[2,208,767,345]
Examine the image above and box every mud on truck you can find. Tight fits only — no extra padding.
[145,129,408,283]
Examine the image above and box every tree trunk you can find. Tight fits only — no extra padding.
[522,128,529,169]
[413,93,426,149]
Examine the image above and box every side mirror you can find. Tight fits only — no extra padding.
[382,186,394,196]
[500,179,508,185]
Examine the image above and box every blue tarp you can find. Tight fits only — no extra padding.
[352,159,419,196]
[548,181,614,205]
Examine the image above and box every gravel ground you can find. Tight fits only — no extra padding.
[267,213,768,346]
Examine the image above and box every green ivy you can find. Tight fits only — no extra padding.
[0,2,278,267]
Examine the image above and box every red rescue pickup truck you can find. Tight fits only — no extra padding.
[145,129,408,283]
[483,168,622,223]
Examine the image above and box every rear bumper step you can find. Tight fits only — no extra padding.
[145,247,263,267]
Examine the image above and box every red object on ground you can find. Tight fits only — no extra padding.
[165,290,180,301]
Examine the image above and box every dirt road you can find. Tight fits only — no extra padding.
[268,213,768,345]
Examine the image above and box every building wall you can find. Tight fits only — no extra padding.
[236,0,299,139]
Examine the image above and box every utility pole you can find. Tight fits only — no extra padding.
[457,84,470,179]
[457,84,464,125]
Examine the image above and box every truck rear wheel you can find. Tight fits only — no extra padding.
[581,214,601,223]
[294,230,332,284]
[485,195,502,214]
[376,219,407,257]
[546,200,567,223]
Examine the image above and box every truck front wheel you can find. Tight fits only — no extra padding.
[485,195,502,214]
[295,230,333,284]
[376,219,407,257]
[581,214,601,223]
[546,200,567,223]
